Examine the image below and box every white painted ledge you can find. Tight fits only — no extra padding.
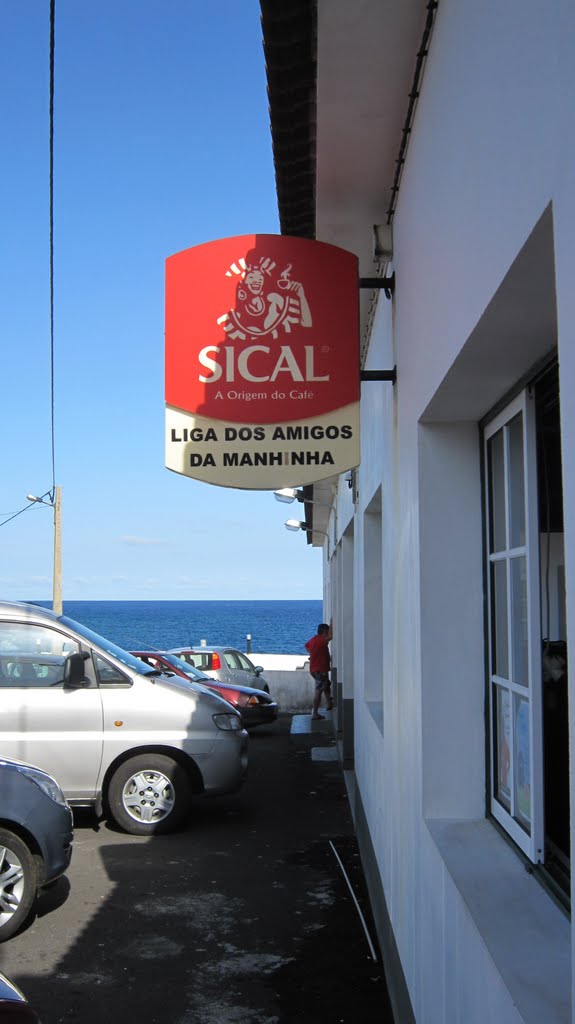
[426,818,571,1024]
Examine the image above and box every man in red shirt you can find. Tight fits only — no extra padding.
[305,621,333,720]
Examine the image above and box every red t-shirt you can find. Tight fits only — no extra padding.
[305,634,331,673]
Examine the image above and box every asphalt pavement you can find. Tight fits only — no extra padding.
[0,712,395,1024]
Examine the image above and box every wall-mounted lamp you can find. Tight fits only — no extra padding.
[274,488,303,504]
[285,518,307,532]
[285,518,331,558]
[274,487,322,506]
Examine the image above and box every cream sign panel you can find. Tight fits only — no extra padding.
[165,234,360,490]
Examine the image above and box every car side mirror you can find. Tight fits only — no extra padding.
[64,651,89,688]
[254,666,264,675]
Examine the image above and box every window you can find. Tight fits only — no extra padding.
[191,652,210,671]
[0,622,79,688]
[363,488,383,726]
[484,366,569,889]
[235,652,256,672]
[485,391,543,860]
[93,654,131,686]
[223,651,239,669]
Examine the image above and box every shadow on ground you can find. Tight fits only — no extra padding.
[0,716,394,1023]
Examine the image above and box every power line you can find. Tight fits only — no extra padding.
[0,494,52,529]
[1,8,58,557]
[0,506,35,527]
[2,7,58,541]
[49,0,56,499]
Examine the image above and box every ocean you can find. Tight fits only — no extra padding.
[29,599,324,655]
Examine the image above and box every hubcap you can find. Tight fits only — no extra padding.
[122,769,175,824]
[0,845,25,928]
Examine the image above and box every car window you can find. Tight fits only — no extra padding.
[161,654,186,671]
[191,652,211,671]
[235,652,255,672]
[163,656,211,682]
[184,664,212,682]
[59,615,154,676]
[177,652,197,668]
[93,654,131,686]
[165,655,212,682]
[0,622,79,688]
[223,650,241,670]
[135,654,162,670]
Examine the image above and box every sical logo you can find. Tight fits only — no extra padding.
[216,256,312,342]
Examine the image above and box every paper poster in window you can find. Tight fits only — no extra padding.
[515,697,531,828]
[497,687,511,808]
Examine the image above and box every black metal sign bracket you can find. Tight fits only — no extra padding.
[358,272,396,381]
[359,272,395,300]
[360,368,397,384]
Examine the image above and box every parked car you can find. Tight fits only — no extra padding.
[130,652,278,729]
[0,601,248,837]
[0,971,41,1021]
[169,646,270,693]
[0,756,73,942]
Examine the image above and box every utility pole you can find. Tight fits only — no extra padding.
[52,485,62,615]
[27,487,63,615]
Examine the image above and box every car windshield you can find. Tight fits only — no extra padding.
[59,616,157,676]
[161,654,213,682]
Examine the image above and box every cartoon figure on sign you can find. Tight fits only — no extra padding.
[217,256,312,341]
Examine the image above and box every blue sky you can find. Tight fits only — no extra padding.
[0,0,322,601]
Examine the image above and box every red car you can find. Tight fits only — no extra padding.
[130,652,278,730]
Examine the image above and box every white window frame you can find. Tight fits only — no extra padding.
[484,389,544,863]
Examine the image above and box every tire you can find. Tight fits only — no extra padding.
[0,829,39,942]
[107,754,193,836]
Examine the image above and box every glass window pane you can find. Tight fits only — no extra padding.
[508,413,526,548]
[0,622,77,656]
[0,623,77,688]
[488,430,506,553]
[514,696,531,833]
[491,560,509,678]
[510,555,529,687]
[494,685,511,811]
[94,655,128,685]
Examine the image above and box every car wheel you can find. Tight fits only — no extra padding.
[0,830,38,942]
[107,754,193,836]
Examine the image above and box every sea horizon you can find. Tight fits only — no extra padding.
[26,598,324,656]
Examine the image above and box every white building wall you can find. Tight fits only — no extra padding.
[339,0,575,1021]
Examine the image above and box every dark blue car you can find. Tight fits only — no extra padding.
[0,970,41,1021]
[0,757,73,941]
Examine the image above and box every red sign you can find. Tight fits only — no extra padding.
[165,234,359,424]
[165,234,360,489]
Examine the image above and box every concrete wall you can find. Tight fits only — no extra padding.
[326,1,575,1021]
[246,654,314,712]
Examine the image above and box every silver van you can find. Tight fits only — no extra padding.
[0,602,248,835]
